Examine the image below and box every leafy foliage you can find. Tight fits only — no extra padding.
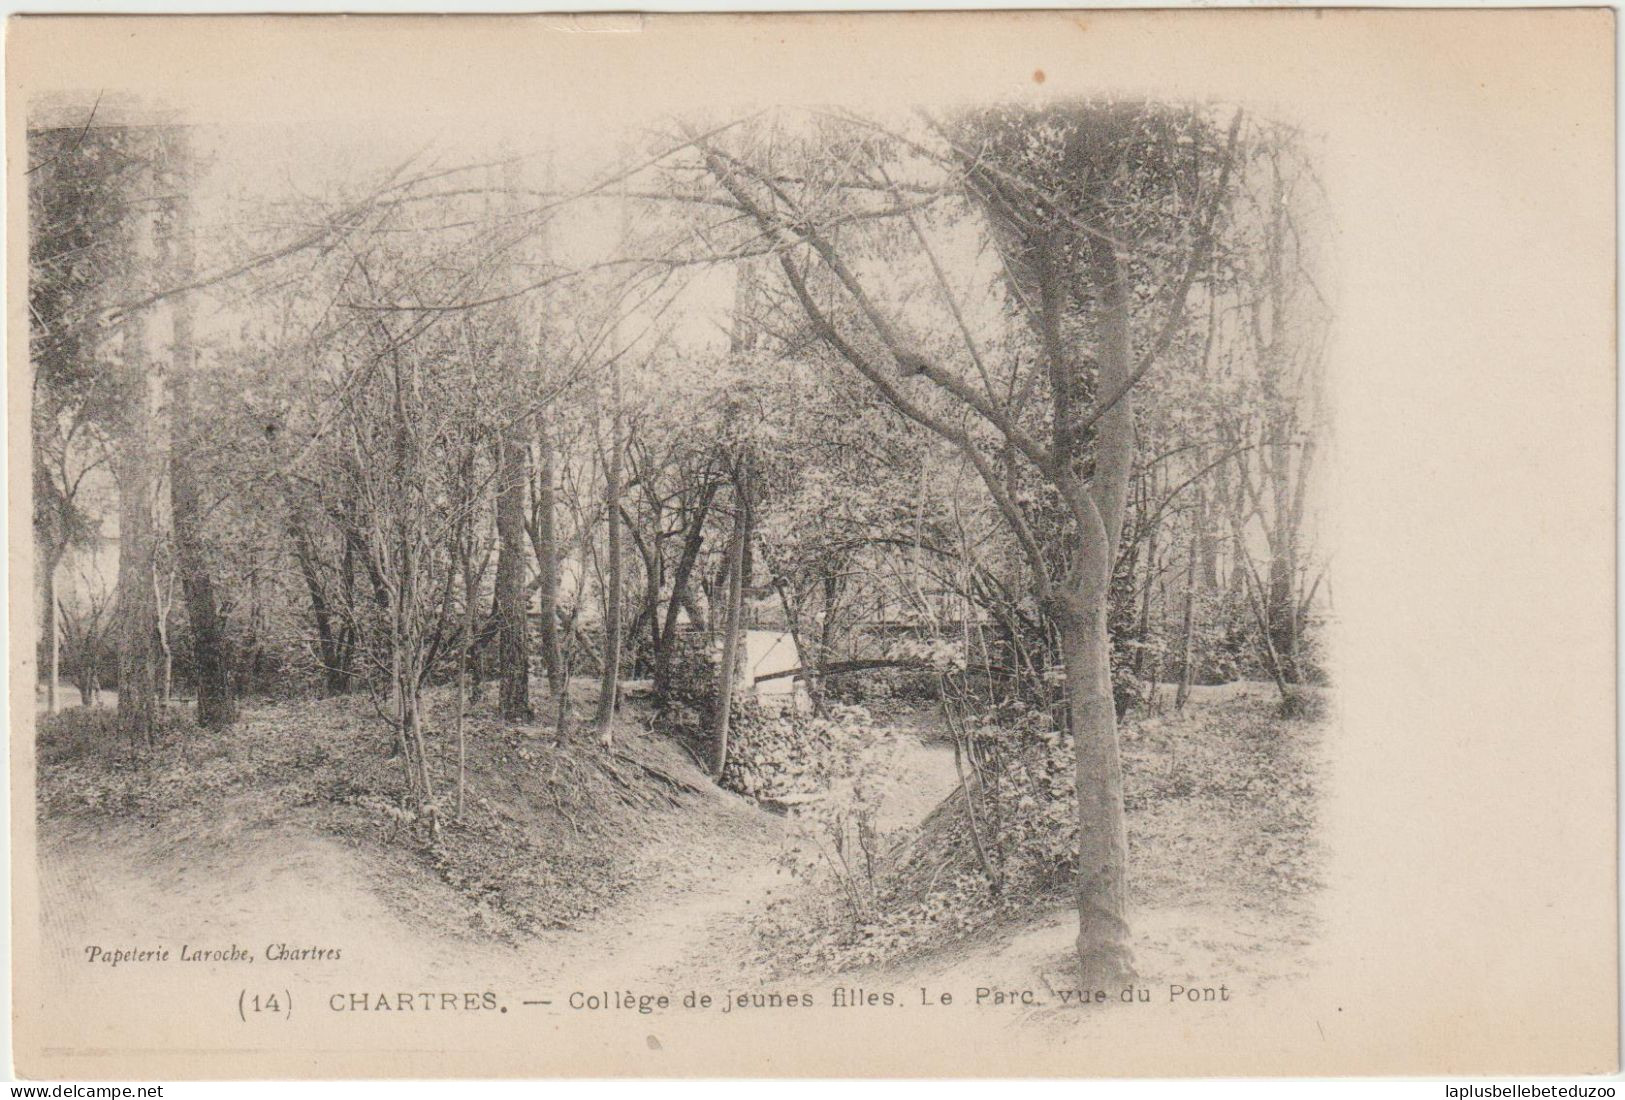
[753,685,1326,974]
[29,102,1332,980]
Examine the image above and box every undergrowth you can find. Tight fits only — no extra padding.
[36,685,721,941]
[752,684,1328,975]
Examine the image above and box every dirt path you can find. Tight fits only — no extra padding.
[37,718,960,1003]
[38,790,792,1009]
[518,827,793,992]
[32,686,1330,1076]
[503,724,959,993]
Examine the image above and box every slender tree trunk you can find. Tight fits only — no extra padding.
[534,414,565,698]
[1134,493,1160,696]
[387,357,419,782]
[594,360,624,744]
[337,534,357,691]
[711,471,749,777]
[44,551,60,714]
[1265,459,1298,685]
[154,562,172,707]
[496,424,533,720]
[388,603,412,781]
[456,545,476,819]
[619,505,661,676]
[527,150,565,704]
[291,521,342,694]
[1175,495,1200,711]
[407,652,438,842]
[654,481,717,697]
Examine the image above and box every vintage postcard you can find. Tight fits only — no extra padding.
[7,10,1616,1080]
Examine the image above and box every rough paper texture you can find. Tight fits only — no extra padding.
[8,10,1616,1079]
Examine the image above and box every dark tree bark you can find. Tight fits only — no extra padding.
[1056,231,1137,986]
[653,478,718,697]
[811,572,840,711]
[621,499,662,674]
[496,422,533,720]
[454,451,486,819]
[290,519,351,696]
[114,305,160,749]
[164,144,235,730]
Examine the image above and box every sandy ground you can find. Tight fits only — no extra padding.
[34,715,960,997]
[32,685,1319,1053]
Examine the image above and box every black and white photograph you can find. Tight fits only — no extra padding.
[8,10,1616,1082]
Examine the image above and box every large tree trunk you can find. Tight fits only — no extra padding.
[1065,233,1139,985]
[1056,571,1133,986]
[1057,507,1136,986]
[164,148,236,731]
[112,154,163,749]
[114,312,160,749]
[169,372,232,727]
[496,422,533,720]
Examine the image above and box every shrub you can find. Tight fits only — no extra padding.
[775,705,912,918]
[655,630,718,719]
[753,699,1080,975]
[1277,686,1328,721]
[713,702,818,800]
[36,707,120,765]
